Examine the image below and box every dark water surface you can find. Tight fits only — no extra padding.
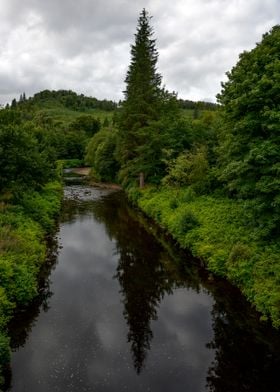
[5,185,280,391]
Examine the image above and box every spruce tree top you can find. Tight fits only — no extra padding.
[123,9,162,117]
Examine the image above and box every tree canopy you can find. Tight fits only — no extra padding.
[217,25,280,235]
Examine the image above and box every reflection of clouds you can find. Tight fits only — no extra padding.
[11,194,216,392]
[164,288,212,316]
[154,289,214,364]
[57,218,119,280]
[136,288,216,392]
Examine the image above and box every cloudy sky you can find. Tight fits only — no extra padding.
[0,0,279,105]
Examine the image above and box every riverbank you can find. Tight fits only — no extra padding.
[0,181,62,385]
[127,185,280,328]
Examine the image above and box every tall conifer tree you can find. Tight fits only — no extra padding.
[117,9,164,185]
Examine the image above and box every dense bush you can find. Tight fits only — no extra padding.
[0,125,54,192]
[68,115,101,136]
[163,146,209,193]
[85,128,119,182]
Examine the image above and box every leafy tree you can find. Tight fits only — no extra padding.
[68,115,101,137]
[163,146,209,193]
[216,25,280,235]
[0,125,54,193]
[85,128,119,182]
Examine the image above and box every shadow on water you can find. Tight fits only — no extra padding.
[4,183,280,391]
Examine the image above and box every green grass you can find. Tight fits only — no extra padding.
[128,185,280,328]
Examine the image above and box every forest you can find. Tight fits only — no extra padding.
[0,8,279,385]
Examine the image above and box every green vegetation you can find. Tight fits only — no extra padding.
[85,13,280,327]
[216,25,280,237]
[7,89,116,162]
[85,127,120,182]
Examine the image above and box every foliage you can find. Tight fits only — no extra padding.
[0,124,55,192]
[178,99,219,111]
[68,114,101,136]
[17,181,63,231]
[163,146,210,193]
[216,25,280,236]
[85,128,120,182]
[5,90,116,164]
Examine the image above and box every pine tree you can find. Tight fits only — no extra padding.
[117,9,164,186]
[11,98,17,109]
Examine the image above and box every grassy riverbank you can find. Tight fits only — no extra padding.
[0,181,62,384]
[128,186,280,329]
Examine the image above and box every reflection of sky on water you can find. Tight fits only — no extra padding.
[10,189,215,392]
[9,186,280,392]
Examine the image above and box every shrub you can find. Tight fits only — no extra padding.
[163,146,209,193]
[177,209,200,235]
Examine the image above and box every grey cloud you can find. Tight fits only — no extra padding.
[0,0,279,104]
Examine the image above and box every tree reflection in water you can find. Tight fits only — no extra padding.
[99,190,280,388]
[66,187,202,374]
[6,185,280,391]
[204,281,280,392]
[115,240,173,373]
[92,190,199,374]
[62,187,280,387]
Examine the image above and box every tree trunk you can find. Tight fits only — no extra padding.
[139,172,145,188]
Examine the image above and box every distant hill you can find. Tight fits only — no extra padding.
[15,89,117,111]
[8,90,117,127]
[6,89,218,126]
[177,98,218,111]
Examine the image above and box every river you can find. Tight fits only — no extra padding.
[4,183,280,391]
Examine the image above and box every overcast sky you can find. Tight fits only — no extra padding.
[0,0,279,105]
